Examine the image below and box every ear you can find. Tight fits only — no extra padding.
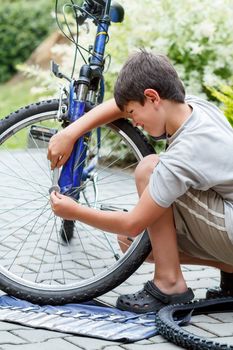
[144,89,160,104]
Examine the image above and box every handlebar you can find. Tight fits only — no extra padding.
[76,0,108,25]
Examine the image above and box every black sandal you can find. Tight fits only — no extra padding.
[116,281,194,314]
[206,271,233,299]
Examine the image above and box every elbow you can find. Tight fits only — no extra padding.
[126,218,144,238]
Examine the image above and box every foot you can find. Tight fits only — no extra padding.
[206,271,233,299]
[116,281,194,313]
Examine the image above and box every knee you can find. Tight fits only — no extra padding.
[135,154,159,187]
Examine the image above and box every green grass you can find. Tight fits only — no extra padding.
[0,78,37,119]
[0,77,56,149]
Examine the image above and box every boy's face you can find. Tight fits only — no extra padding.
[124,98,166,137]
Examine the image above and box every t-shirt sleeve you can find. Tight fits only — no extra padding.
[149,155,202,207]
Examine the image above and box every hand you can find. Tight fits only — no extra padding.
[50,191,79,220]
[47,129,75,170]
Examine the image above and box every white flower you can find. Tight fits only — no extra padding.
[187,42,203,55]
[198,21,215,38]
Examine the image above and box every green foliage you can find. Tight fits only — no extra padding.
[0,79,38,118]
[209,84,233,127]
[0,1,54,83]
[107,0,233,98]
[18,0,233,102]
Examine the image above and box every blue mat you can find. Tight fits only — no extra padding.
[0,295,158,342]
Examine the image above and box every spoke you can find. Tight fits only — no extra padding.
[76,220,117,252]
[89,191,138,205]
[28,129,52,176]
[0,203,51,245]
[8,201,50,271]
[0,206,52,261]
[0,169,48,192]
[1,146,48,193]
[95,177,134,186]
[97,161,137,182]
[0,184,45,195]
[51,217,67,285]
[0,194,49,217]
[0,194,45,201]
[23,210,54,278]
[74,223,93,274]
[68,156,136,197]
[72,128,112,175]
[35,216,57,283]
[50,216,61,283]
[14,131,51,181]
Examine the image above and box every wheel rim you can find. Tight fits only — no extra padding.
[0,109,148,294]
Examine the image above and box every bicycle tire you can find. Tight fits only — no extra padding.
[0,99,154,305]
[156,297,233,350]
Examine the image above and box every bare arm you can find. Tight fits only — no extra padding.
[50,187,167,237]
[48,98,123,169]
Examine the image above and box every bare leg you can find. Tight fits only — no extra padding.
[117,154,233,294]
[125,154,187,294]
[117,236,233,273]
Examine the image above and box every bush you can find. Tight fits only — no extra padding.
[209,83,233,127]
[19,0,233,102]
[0,1,54,83]
[106,0,233,98]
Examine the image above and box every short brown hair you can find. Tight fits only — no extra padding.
[114,50,185,111]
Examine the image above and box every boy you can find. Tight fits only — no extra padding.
[48,51,233,313]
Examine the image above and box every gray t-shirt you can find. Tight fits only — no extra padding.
[149,95,233,242]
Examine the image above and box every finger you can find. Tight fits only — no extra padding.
[50,156,61,170]
[55,191,63,199]
[57,154,69,168]
[50,191,57,202]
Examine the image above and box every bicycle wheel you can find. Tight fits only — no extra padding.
[156,298,233,350]
[0,99,154,305]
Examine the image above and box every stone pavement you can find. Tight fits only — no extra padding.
[0,149,233,349]
[0,263,233,349]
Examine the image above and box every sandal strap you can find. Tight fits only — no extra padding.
[144,281,194,305]
[144,281,170,304]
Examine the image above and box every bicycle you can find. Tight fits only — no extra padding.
[0,0,154,305]
[1,2,233,349]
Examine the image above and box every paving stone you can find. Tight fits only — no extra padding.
[210,312,233,323]
[12,329,67,342]
[0,338,83,350]
[193,288,208,299]
[103,346,126,350]
[191,314,222,324]
[195,322,233,336]
[97,295,117,306]
[188,278,218,289]
[182,269,219,281]
[124,339,152,345]
[0,331,27,345]
[146,335,167,343]
[114,284,143,295]
[182,265,212,272]
[124,274,151,285]
[0,322,29,331]
[183,324,216,337]
[65,336,115,349]
[123,342,182,349]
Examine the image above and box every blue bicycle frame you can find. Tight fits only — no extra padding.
[58,0,113,197]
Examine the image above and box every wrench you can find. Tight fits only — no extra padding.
[49,168,60,194]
